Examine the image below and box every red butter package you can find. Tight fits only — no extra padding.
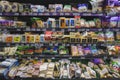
[44,31,53,42]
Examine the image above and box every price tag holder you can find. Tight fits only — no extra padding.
[52,57,55,59]
[81,57,85,59]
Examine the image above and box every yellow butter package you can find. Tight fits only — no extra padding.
[13,35,21,43]
[30,35,35,43]
[35,35,40,43]
[60,17,66,28]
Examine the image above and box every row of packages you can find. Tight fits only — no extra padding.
[0,16,120,28]
[0,31,119,43]
[0,0,103,13]
[0,45,119,56]
[6,59,120,79]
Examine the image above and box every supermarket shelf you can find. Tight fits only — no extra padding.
[0,12,104,16]
[0,42,120,47]
[7,78,120,80]
[1,28,120,32]
[0,42,106,47]
[0,54,119,59]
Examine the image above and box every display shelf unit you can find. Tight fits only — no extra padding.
[0,12,104,16]
[1,27,120,32]
[0,54,119,60]
[0,42,120,47]
[0,0,119,80]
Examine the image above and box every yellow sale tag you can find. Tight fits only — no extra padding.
[14,36,21,43]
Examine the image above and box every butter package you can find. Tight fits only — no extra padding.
[0,2,4,12]
[35,35,40,43]
[71,46,79,56]
[55,4,63,12]
[60,17,66,28]
[63,5,71,12]
[25,35,31,43]
[5,35,13,43]
[55,20,59,28]
[23,4,31,13]
[31,5,39,12]
[75,16,81,28]
[30,35,35,43]
[65,18,70,28]
[44,31,53,42]
[36,20,44,28]
[13,35,21,43]
[1,1,11,12]
[11,2,18,12]
[78,4,88,12]
[40,34,45,42]
[49,4,55,12]
[18,3,24,13]
[69,18,75,28]
[105,31,114,42]
[47,18,56,28]
[116,32,120,41]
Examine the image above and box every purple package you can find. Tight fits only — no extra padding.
[84,47,91,55]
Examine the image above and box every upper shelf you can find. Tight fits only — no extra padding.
[0,12,104,16]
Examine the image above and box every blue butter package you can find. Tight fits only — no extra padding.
[70,18,75,28]
[40,34,45,42]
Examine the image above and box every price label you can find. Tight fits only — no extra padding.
[15,44,19,46]
[14,13,19,16]
[78,29,81,32]
[31,28,36,31]
[35,57,38,59]
[31,44,34,46]
[52,29,55,31]
[81,57,85,59]
[69,57,72,59]
[66,44,70,46]
[83,13,91,16]
[62,44,65,46]
[17,29,21,31]
[68,29,71,31]
[65,13,70,16]
[73,13,80,16]
[33,13,37,16]
[88,44,91,46]
[26,44,30,46]
[44,13,50,16]
[26,28,30,31]
[72,29,75,31]
[37,29,40,31]
[61,29,64,32]
[77,44,80,46]
[52,57,55,59]
[52,13,57,15]
[27,57,31,59]
[38,13,43,15]
[0,13,2,15]
[83,44,87,46]
[71,44,74,46]
[43,29,46,31]
[60,13,64,16]
[55,43,58,46]
[40,44,43,46]
[50,43,53,46]
[98,29,102,31]
[7,43,10,46]
[86,29,89,31]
